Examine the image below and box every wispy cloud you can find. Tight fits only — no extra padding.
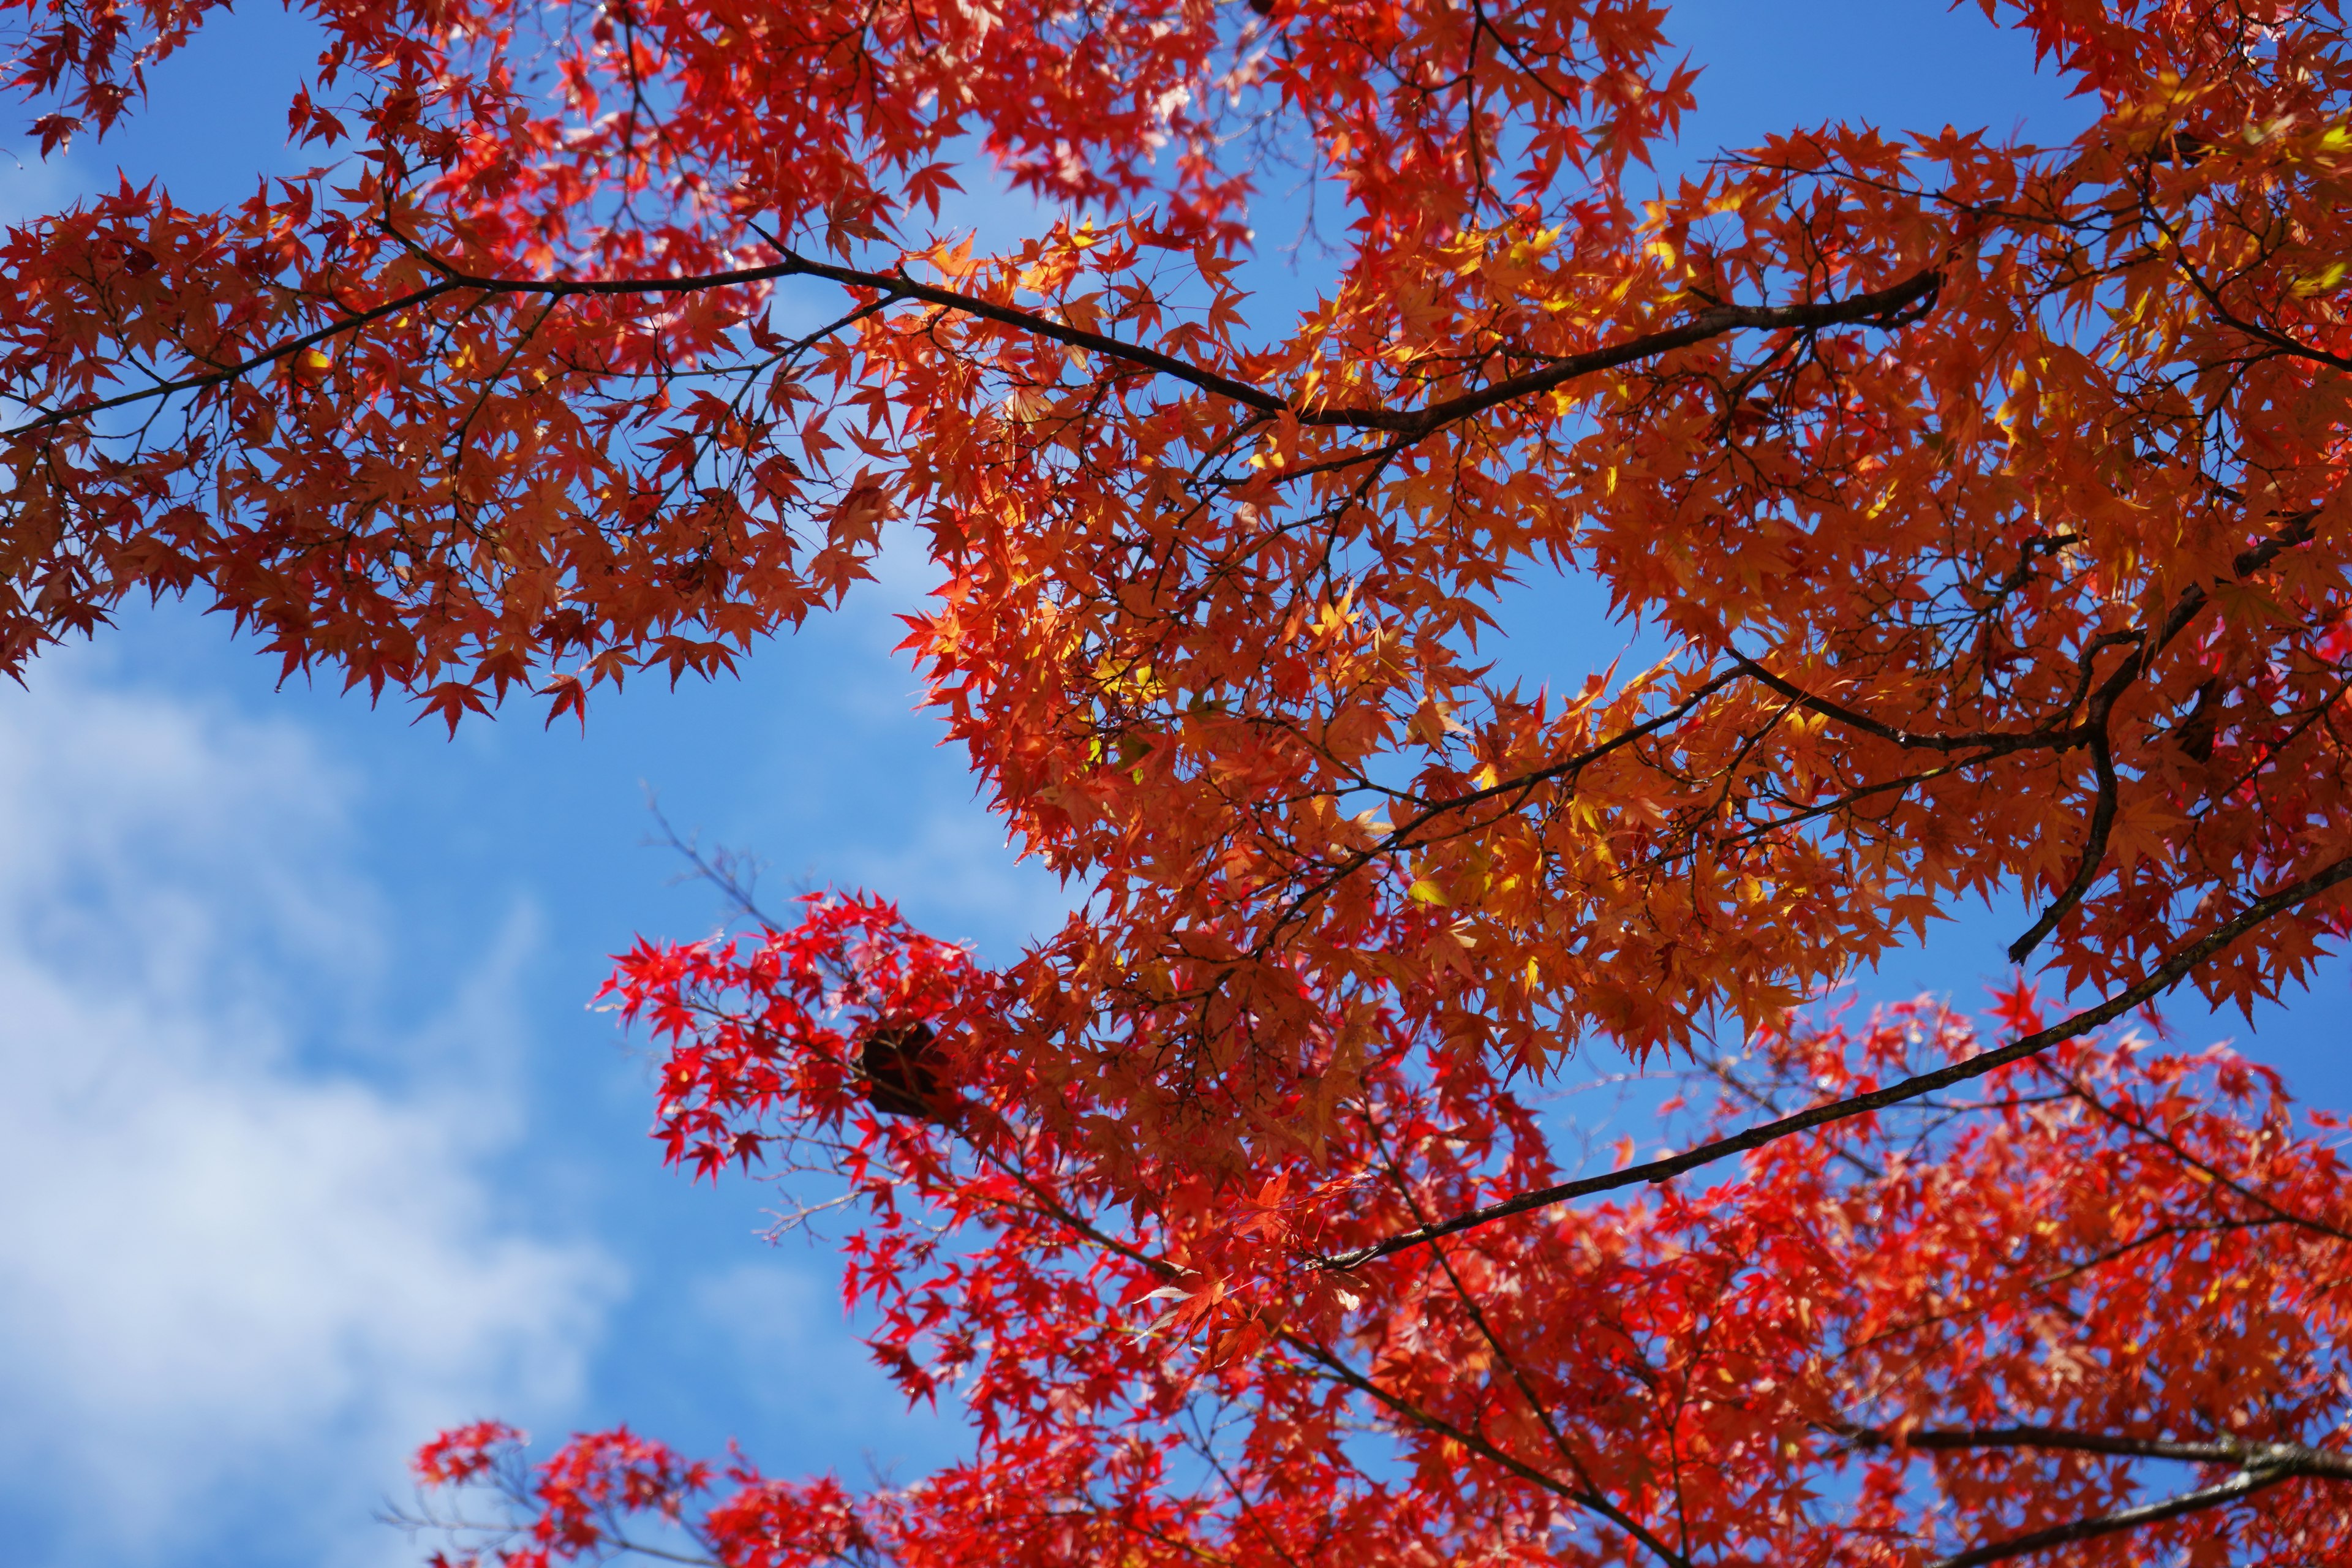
[0,668,619,1568]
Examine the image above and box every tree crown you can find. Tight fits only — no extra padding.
[9,0,2352,1560]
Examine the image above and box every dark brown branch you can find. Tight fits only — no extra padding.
[749,249,1286,413]
[1927,1468,2290,1568]
[2006,715,2119,964]
[1732,508,2319,779]
[1317,268,1942,435]
[1725,653,2076,756]
[2006,507,2323,962]
[2147,507,2320,657]
[3,276,469,439]
[2152,211,2352,381]
[1356,1106,1667,1553]
[6,245,1940,447]
[1322,852,2352,1270]
[968,1137,1697,1568]
[1842,1422,2352,1479]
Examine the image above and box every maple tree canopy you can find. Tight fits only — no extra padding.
[10,0,2352,1562]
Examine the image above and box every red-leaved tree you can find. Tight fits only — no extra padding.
[7,0,2352,1559]
[400,896,2352,1567]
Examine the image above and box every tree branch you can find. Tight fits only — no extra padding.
[1725,652,2076,756]
[6,246,1940,447]
[1322,852,2352,1270]
[1264,667,1743,933]
[1926,1468,2291,1568]
[1275,1333,1697,1568]
[1319,268,1942,435]
[3,276,469,439]
[1841,1422,2352,1479]
[2005,711,2119,964]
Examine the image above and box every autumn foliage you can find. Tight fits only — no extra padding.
[393,898,2352,1568]
[12,0,2352,1561]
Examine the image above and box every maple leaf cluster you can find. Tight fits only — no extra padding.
[13,0,2352,1561]
[394,895,2352,1567]
[9,0,2352,1068]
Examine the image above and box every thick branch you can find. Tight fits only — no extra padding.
[6,246,1940,445]
[1843,1422,2352,1479]
[3,277,469,439]
[1731,508,2318,779]
[2005,507,2321,962]
[1726,653,2075,756]
[1927,1468,2290,1568]
[1323,852,2352,1269]
[959,1105,1692,1568]
[1318,268,1941,435]
[2005,716,2119,964]
[2150,507,2321,655]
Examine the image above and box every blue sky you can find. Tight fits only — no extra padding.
[0,5,2345,1566]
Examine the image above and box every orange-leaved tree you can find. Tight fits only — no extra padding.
[8,0,2352,1561]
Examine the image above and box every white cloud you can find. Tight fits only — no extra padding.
[0,666,619,1567]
